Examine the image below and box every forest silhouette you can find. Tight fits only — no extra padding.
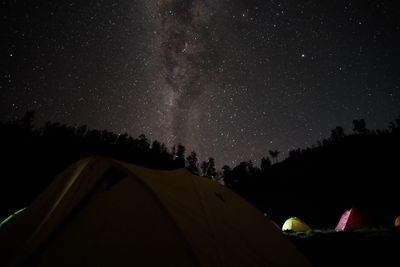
[0,111,399,228]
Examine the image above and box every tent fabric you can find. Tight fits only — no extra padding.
[282,217,311,232]
[0,156,310,267]
[271,220,281,230]
[395,216,400,227]
[335,208,370,231]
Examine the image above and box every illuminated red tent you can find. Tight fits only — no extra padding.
[395,216,400,227]
[335,208,371,231]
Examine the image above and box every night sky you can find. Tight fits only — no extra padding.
[2,0,400,167]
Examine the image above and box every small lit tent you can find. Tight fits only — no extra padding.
[335,208,370,231]
[0,156,310,267]
[282,217,311,232]
[395,216,400,227]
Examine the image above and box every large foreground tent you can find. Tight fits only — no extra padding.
[335,208,371,231]
[0,156,310,267]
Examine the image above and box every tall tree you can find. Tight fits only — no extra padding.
[206,157,217,179]
[201,157,216,179]
[222,165,232,187]
[352,119,368,134]
[268,150,280,164]
[175,144,186,168]
[138,134,150,150]
[76,125,88,138]
[116,133,128,146]
[330,126,345,141]
[102,130,118,144]
[151,140,161,155]
[200,160,209,177]
[260,157,271,172]
[186,151,199,175]
[20,110,35,132]
[170,146,176,161]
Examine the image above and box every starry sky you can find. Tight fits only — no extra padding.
[2,0,400,167]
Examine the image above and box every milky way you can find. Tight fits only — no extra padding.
[155,0,220,145]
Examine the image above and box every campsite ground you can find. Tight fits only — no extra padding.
[285,228,400,266]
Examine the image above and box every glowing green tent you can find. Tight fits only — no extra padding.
[282,217,311,232]
[0,156,310,267]
[0,208,26,228]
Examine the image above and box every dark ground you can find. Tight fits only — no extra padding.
[285,228,400,266]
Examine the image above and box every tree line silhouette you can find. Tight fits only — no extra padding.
[0,111,399,229]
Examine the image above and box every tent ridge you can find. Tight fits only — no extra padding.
[190,176,224,266]
[6,158,94,267]
[112,160,203,267]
